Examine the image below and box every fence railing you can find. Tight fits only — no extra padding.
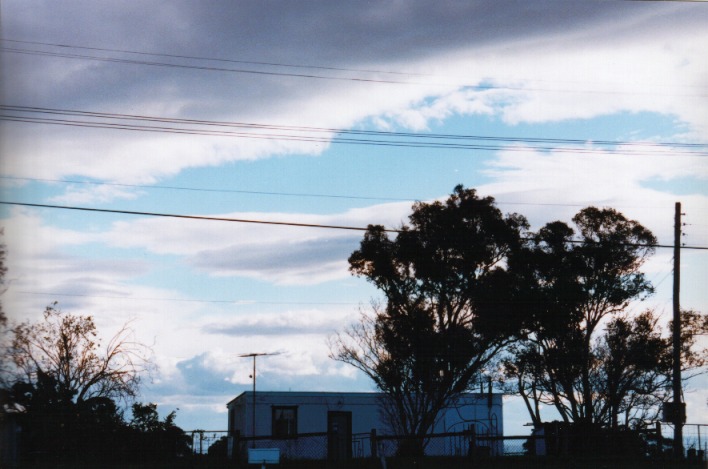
[230,427,505,460]
[189,430,229,455]
[234,431,330,460]
[203,423,707,462]
[656,423,707,459]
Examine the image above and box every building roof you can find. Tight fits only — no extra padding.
[226,390,495,407]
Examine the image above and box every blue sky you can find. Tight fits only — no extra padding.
[1,1,707,435]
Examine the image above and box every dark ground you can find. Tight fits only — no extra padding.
[23,456,706,469]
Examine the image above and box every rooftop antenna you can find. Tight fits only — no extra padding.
[239,352,281,448]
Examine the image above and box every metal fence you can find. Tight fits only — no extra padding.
[234,432,329,460]
[189,430,229,455]
[201,424,707,462]
[222,432,549,460]
[657,423,707,459]
[231,428,507,460]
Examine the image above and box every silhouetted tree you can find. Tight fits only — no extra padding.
[0,228,6,326]
[3,304,153,464]
[130,402,191,461]
[131,402,169,432]
[671,309,708,378]
[208,435,229,459]
[506,308,706,457]
[9,303,152,404]
[0,229,9,389]
[331,186,529,455]
[4,371,75,464]
[594,311,668,429]
[503,207,657,426]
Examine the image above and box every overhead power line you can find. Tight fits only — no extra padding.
[0,175,687,210]
[0,201,380,232]
[2,105,706,157]
[0,38,428,78]
[15,290,359,306]
[0,45,417,86]
[0,175,409,202]
[2,42,706,97]
[622,0,708,3]
[3,105,704,148]
[3,200,707,250]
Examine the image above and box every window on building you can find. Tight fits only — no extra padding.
[272,406,297,438]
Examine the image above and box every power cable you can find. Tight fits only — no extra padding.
[3,44,706,97]
[0,201,382,232]
[0,46,451,87]
[14,290,359,306]
[4,37,705,94]
[0,175,691,210]
[1,114,703,156]
[2,106,706,157]
[0,38,429,78]
[621,0,708,3]
[2,105,705,149]
[0,175,409,202]
[3,200,708,250]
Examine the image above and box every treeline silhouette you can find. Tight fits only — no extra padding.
[2,372,190,466]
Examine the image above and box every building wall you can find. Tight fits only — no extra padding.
[226,391,503,458]
[228,392,386,437]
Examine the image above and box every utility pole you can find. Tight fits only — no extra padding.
[672,202,684,458]
[239,352,279,448]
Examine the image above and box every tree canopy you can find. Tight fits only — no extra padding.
[502,207,676,428]
[1,304,190,465]
[333,187,705,456]
[130,402,192,460]
[331,185,529,454]
[0,228,6,326]
[9,303,151,404]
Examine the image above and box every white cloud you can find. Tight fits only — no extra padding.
[202,308,356,338]
[478,146,708,239]
[2,2,706,204]
[94,201,412,284]
[50,183,143,204]
[3,0,707,433]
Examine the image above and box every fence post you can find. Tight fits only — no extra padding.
[469,425,476,458]
[234,431,241,460]
[697,425,701,453]
[370,429,377,459]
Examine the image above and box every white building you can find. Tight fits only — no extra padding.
[226,391,502,460]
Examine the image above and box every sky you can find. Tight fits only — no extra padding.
[1,1,707,437]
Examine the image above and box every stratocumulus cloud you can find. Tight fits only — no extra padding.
[2,1,706,198]
[190,236,358,284]
[2,1,707,434]
[202,309,352,337]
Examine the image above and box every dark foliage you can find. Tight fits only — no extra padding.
[2,372,131,465]
[502,207,660,426]
[332,185,529,455]
[0,303,187,466]
[129,402,192,461]
[207,435,229,459]
[0,228,6,326]
[8,304,151,404]
[2,379,190,466]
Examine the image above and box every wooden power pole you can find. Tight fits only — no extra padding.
[672,202,684,458]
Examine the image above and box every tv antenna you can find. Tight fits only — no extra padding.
[238,352,281,447]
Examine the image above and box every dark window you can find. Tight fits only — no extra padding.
[272,406,297,438]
